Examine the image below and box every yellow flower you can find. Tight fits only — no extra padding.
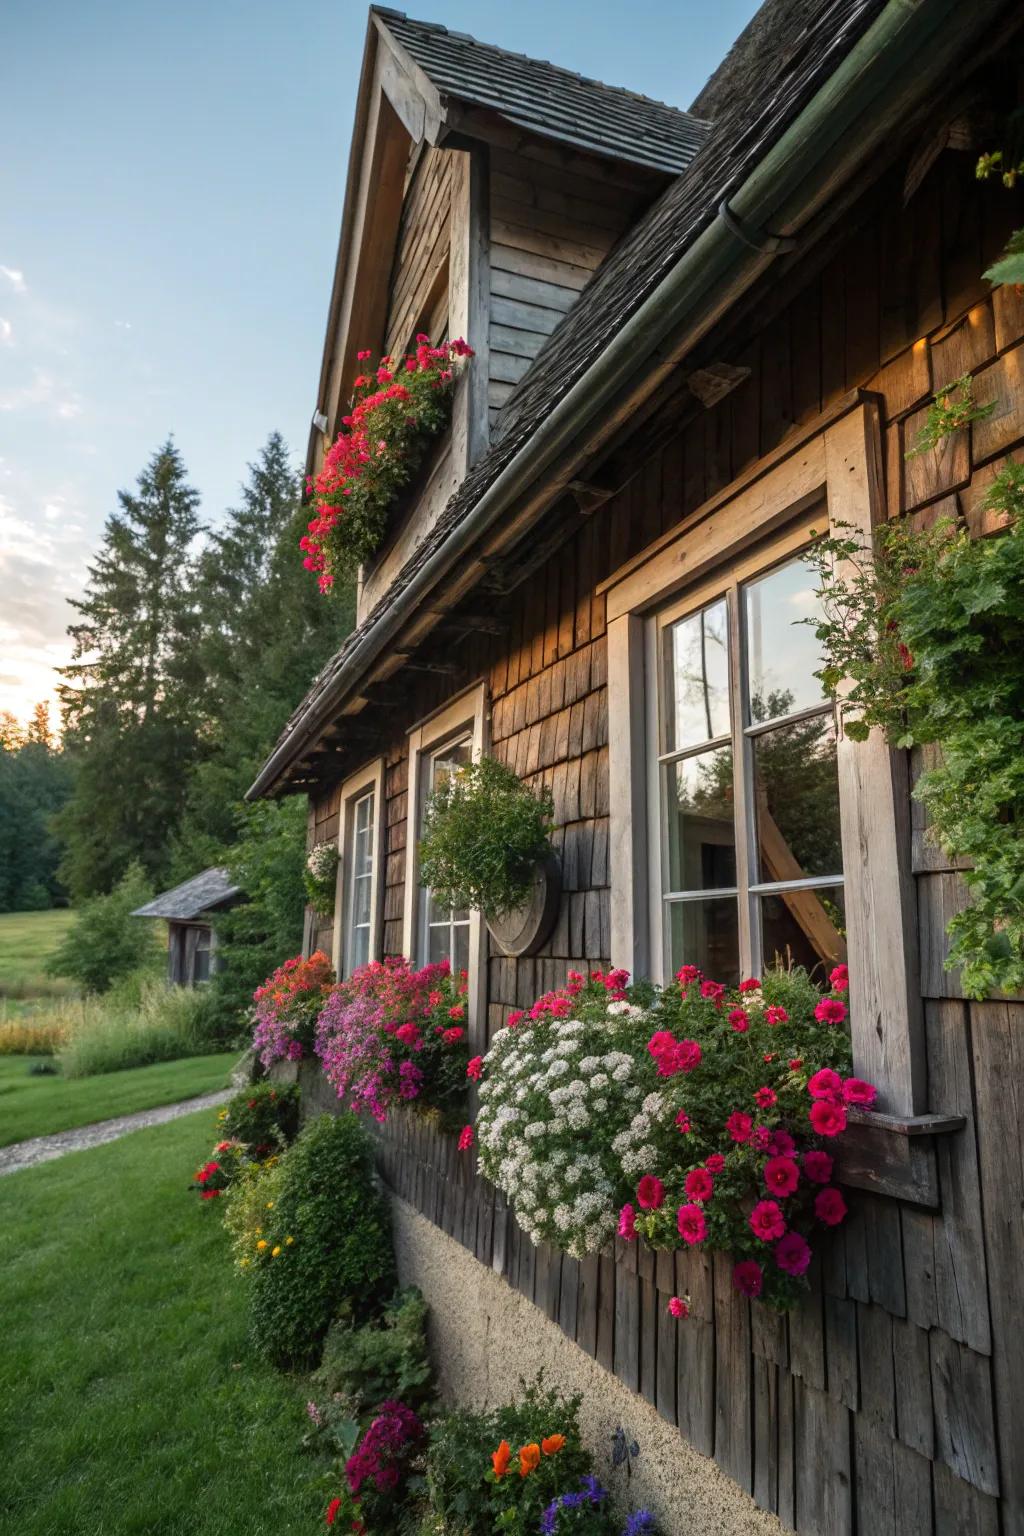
[271,1245,282,1257]
[240,1258,251,1269]
[285,1236,294,1246]
[265,1201,274,1210]
[256,1239,268,1251]
[255,1227,263,1236]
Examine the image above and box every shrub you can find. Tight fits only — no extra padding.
[476,965,864,1308]
[418,755,553,917]
[315,957,470,1125]
[57,979,220,1077]
[222,1158,286,1271]
[323,1400,426,1534]
[313,1288,433,1417]
[0,1016,65,1055]
[250,950,335,1067]
[220,1079,299,1150]
[244,1113,394,1366]
[46,861,161,994]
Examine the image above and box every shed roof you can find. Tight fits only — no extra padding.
[132,867,242,921]
[249,0,895,800]
[375,8,709,175]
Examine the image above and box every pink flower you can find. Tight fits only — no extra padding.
[675,1110,692,1134]
[768,1129,796,1157]
[726,1111,753,1144]
[763,1156,800,1197]
[675,964,701,986]
[739,978,762,994]
[728,1008,750,1033]
[829,963,849,991]
[705,1153,726,1173]
[667,1296,690,1318]
[395,1022,420,1046]
[814,1187,848,1226]
[775,1230,812,1276]
[751,1126,772,1150]
[507,1009,525,1028]
[842,1077,876,1106]
[448,1004,465,1020]
[466,1055,483,1081]
[618,1202,637,1240]
[733,1260,763,1298]
[754,1085,777,1109]
[647,1030,676,1060]
[788,1057,803,1070]
[807,1068,843,1101]
[701,979,726,1005]
[815,997,847,1025]
[457,1125,474,1152]
[809,1099,847,1137]
[442,1027,464,1044]
[684,1168,714,1203]
[637,1175,665,1210]
[765,1006,789,1025]
[749,1200,787,1242]
[802,1149,833,1184]
[676,1204,708,1245]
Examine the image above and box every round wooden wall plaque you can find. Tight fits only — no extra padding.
[485,850,562,958]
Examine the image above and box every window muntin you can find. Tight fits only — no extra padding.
[419,734,472,973]
[657,547,845,983]
[346,789,375,974]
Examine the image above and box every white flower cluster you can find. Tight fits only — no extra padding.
[477,1011,649,1258]
[306,842,338,880]
[611,1089,673,1177]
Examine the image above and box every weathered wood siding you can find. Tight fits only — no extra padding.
[384,145,452,359]
[487,145,647,427]
[307,141,1024,1536]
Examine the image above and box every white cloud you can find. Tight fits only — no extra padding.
[114,319,132,330]
[0,266,26,293]
[0,317,11,345]
[0,368,82,420]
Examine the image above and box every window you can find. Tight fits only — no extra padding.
[420,734,472,972]
[654,547,845,984]
[334,760,385,978]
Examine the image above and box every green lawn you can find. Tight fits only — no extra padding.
[0,1111,329,1535]
[0,907,76,1010]
[0,1052,239,1146]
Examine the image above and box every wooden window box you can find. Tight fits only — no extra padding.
[833,1107,965,1208]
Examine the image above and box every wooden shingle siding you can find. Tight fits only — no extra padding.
[385,146,452,359]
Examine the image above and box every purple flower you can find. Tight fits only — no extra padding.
[623,1512,656,1535]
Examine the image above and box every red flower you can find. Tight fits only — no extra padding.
[809,1099,846,1137]
[807,1068,843,1101]
[768,1129,796,1157]
[728,1008,749,1033]
[466,1056,483,1081]
[765,1006,789,1025]
[749,1200,787,1242]
[395,1023,420,1046]
[458,1125,474,1152]
[815,997,847,1025]
[775,1230,812,1276]
[733,1260,763,1298]
[442,1027,464,1044]
[802,1149,833,1184]
[754,1086,777,1109]
[326,1498,342,1526]
[637,1174,665,1210]
[667,1295,690,1318]
[618,1203,637,1240]
[788,1057,803,1070]
[701,979,726,1005]
[726,1111,753,1144]
[676,1204,708,1245]
[448,1004,465,1020]
[763,1156,800,1197]
[739,978,762,993]
[675,1110,692,1134]
[829,963,849,991]
[842,1076,876,1106]
[705,1153,726,1173]
[684,1167,714,1203]
[675,964,701,985]
[814,1187,848,1226]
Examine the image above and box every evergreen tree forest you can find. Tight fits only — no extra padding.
[2,434,353,995]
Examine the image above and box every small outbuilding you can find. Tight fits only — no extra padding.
[132,866,242,987]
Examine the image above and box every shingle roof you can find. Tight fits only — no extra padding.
[250,0,887,799]
[132,867,242,922]
[376,7,709,176]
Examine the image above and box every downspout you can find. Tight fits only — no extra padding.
[250,0,1010,800]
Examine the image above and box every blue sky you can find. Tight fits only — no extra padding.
[0,0,759,728]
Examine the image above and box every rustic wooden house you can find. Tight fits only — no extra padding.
[249,2,1024,1530]
[132,867,241,986]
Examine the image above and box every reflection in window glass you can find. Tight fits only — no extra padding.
[665,747,736,892]
[760,885,846,981]
[753,716,842,882]
[744,555,827,721]
[667,897,739,985]
[422,737,472,969]
[347,790,374,973]
[664,598,730,750]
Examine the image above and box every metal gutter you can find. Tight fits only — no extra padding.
[250,0,1010,800]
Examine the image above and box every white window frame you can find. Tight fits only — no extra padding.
[332,757,386,979]
[605,398,924,1115]
[403,682,489,1048]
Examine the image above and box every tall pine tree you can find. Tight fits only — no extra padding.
[57,440,206,898]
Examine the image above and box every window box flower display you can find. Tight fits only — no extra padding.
[301,337,474,592]
[250,950,335,1067]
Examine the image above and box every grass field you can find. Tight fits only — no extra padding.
[0,908,76,1015]
[0,1052,239,1146]
[0,1111,329,1535]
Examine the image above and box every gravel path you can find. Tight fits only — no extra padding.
[0,1088,232,1177]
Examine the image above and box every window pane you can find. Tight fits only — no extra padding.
[350,924,370,971]
[452,923,470,977]
[665,747,736,892]
[760,885,846,981]
[428,923,450,965]
[744,554,826,721]
[353,872,372,927]
[667,897,739,985]
[431,738,471,788]
[753,714,842,882]
[664,598,730,751]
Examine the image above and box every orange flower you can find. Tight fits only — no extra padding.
[518,1443,541,1477]
[541,1434,566,1456]
[491,1440,511,1480]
